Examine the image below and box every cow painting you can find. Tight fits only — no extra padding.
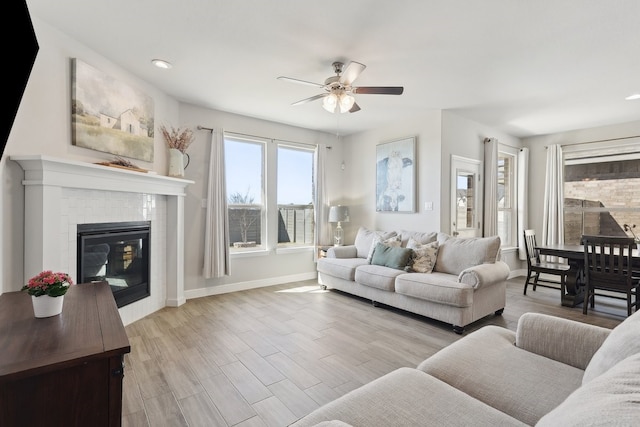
[376,138,415,212]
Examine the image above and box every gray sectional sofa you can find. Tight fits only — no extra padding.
[317,227,510,333]
[291,310,640,426]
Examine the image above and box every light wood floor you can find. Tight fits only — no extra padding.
[122,277,626,427]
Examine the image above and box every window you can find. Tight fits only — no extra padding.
[563,141,640,245]
[225,135,265,252]
[497,149,517,247]
[277,145,315,248]
[224,134,316,254]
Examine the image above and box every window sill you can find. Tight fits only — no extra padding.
[500,246,519,254]
[230,249,270,258]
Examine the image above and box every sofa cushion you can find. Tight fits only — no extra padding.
[537,352,640,427]
[317,257,369,281]
[289,367,527,427]
[395,272,473,307]
[397,230,437,247]
[407,238,439,273]
[353,227,397,259]
[370,243,413,270]
[582,308,640,384]
[418,325,584,426]
[434,233,501,275]
[354,264,405,292]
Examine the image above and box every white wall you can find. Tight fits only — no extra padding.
[441,111,523,273]
[2,17,179,293]
[522,119,640,241]
[337,111,442,243]
[177,103,341,296]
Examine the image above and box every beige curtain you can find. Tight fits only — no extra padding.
[483,137,499,237]
[313,145,331,261]
[542,144,564,260]
[203,128,230,278]
[517,147,529,260]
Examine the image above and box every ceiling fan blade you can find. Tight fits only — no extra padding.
[349,102,361,113]
[352,86,404,95]
[339,61,366,85]
[277,76,326,89]
[291,93,327,106]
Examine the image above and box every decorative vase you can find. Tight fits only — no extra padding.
[32,295,64,318]
[168,148,189,177]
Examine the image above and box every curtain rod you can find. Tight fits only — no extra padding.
[483,137,523,151]
[545,134,640,149]
[196,126,332,149]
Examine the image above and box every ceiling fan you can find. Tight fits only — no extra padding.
[277,61,404,114]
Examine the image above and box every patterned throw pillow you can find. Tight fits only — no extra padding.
[407,238,439,273]
[367,234,401,263]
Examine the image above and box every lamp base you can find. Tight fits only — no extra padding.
[334,222,344,246]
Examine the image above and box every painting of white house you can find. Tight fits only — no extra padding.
[376,136,416,212]
[71,58,154,162]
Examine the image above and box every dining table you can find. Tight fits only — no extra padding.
[535,243,640,308]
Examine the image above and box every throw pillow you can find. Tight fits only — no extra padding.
[370,243,413,270]
[354,227,397,259]
[367,234,401,263]
[407,238,439,273]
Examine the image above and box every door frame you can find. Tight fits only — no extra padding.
[450,155,483,238]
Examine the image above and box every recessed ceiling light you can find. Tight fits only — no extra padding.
[151,59,172,69]
[625,93,640,100]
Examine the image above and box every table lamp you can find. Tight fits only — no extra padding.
[329,205,349,246]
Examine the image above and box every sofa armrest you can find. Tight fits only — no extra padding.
[327,245,358,258]
[515,312,611,370]
[457,261,510,289]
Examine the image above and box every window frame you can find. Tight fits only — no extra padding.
[497,146,518,248]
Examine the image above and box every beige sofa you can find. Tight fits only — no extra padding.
[317,227,510,333]
[291,310,640,426]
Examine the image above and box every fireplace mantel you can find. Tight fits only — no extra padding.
[11,155,193,196]
[12,155,194,324]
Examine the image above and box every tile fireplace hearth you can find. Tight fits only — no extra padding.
[11,155,193,325]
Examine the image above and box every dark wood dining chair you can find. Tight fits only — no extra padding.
[523,229,570,296]
[582,235,639,316]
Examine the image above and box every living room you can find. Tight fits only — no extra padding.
[2,1,640,426]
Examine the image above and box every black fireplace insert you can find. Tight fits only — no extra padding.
[77,221,150,308]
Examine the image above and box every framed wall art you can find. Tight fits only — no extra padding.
[376,136,416,212]
[71,58,155,162]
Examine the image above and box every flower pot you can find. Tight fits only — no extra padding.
[32,295,64,318]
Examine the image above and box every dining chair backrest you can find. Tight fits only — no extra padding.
[523,229,540,266]
[582,235,635,291]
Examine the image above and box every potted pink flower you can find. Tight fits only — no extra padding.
[22,270,74,317]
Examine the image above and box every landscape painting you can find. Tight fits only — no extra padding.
[71,58,154,162]
[376,136,416,212]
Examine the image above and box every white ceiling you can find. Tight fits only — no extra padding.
[25,0,640,138]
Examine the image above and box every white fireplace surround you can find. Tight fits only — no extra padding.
[11,155,193,325]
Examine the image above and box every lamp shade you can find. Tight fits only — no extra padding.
[329,205,349,223]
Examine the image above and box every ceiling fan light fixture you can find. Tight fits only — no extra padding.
[339,93,355,113]
[322,93,339,113]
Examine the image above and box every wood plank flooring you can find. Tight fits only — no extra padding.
[122,278,626,427]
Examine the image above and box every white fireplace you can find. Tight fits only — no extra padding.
[11,155,193,325]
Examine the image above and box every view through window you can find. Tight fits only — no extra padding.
[563,143,640,245]
[224,134,316,253]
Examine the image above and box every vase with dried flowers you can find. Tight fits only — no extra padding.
[160,124,194,177]
[22,270,74,318]
[623,223,640,245]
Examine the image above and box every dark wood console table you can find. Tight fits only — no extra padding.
[0,281,131,427]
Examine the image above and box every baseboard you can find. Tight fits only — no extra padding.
[184,272,318,300]
[509,268,526,279]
